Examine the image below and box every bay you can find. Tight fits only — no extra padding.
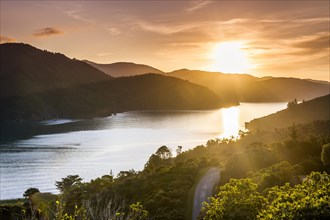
[0,103,287,199]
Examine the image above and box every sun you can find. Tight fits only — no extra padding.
[211,41,251,73]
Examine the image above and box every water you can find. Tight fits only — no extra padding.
[0,103,287,199]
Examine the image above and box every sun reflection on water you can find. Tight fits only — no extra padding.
[220,106,240,138]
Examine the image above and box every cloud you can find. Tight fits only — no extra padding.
[62,6,121,35]
[286,34,330,56]
[136,21,196,35]
[184,0,211,12]
[107,27,121,35]
[293,35,329,50]
[33,27,63,37]
[0,35,16,43]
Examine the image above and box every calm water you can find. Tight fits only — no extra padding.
[0,103,286,199]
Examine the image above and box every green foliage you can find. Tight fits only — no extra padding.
[23,188,40,199]
[259,172,330,219]
[44,148,212,220]
[30,192,58,219]
[201,178,265,220]
[0,199,28,220]
[155,146,172,159]
[202,172,330,220]
[176,146,183,155]
[128,202,149,220]
[144,146,173,173]
[55,175,83,193]
[142,159,205,219]
[272,138,324,165]
[221,142,277,182]
[248,161,303,193]
[288,124,298,141]
[55,175,84,215]
[321,143,330,166]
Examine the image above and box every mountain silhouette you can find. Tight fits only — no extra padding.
[0,43,228,121]
[168,69,329,102]
[84,60,164,77]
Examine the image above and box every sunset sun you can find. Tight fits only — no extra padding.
[212,42,251,74]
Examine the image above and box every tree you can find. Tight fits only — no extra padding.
[288,124,298,141]
[176,146,182,155]
[321,143,330,166]
[248,161,303,192]
[287,98,298,109]
[202,172,330,220]
[201,179,265,220]
[258,172,330,219]
[23,187,40,199]
[155,145,172,159]
[55,175,82,193]
[55,175,84,215]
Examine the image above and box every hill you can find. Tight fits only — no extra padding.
[245,94,330,131]
[0,43,227,121]
[0,43,113,99]
[168,69,329,102]
[84,60,164,77]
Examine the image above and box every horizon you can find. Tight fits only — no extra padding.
[2,41,330,83]
[1,1,329,81]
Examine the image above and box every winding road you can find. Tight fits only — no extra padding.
[192,167,220,220]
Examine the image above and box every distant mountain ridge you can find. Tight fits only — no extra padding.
[85,59,329,103]
[0,43,227,121]
[84,60,164,77]
[167,69,329,102]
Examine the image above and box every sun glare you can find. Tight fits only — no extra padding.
[220,106,239,138]
[212,42,251,73]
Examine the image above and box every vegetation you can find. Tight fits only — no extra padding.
[246,94,330,131]
[286,98,298,109]
[23,188,40,199]
[201,172,330,220]
[259,172,330,219]
[1,118,329,219]
[201,178,265,219]
[321,143,330,166]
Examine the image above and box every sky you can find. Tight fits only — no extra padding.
[1,0,329,81]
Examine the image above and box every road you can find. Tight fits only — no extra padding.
[192,167,220,220]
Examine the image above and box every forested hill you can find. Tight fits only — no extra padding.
[246,94,330,131]
[0,43,113,98]
[0,43,228,121]
[168,69,330,102]
[84,60,164,77]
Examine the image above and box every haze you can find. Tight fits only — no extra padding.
[1,0,329,80]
